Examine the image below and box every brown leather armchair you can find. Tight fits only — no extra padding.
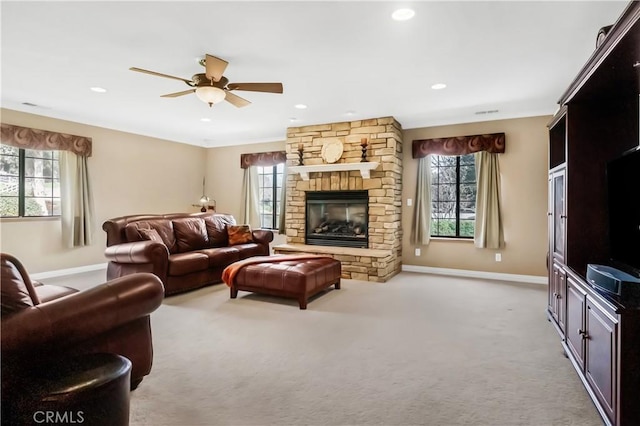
[1,253,164,391]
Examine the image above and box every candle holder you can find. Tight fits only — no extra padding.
[360,142,368,162]
[297,146,304,166]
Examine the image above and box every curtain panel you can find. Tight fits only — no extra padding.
[412,133,505,159]
[278,164,288,234]
[60,152,95,248]
[474,151,504,249]
[411,156,432,246]
[240,167,260,228]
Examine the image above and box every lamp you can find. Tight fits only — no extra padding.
[195,86,226,107]
[199,177,209,212]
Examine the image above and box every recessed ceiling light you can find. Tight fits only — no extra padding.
[200,118,211,122]
[345,110,356,116]
[289,117,299,123]
[90,87,107,93]
[431,83,447,90]
[392,8,415,21]
[294,104,307,109]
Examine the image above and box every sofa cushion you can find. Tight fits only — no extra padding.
[173,218,209,252]
[168,252,210,276]
[199,247,241,268]
[125,220,178,254]
[1,257,36,317]
[34,284,78,303]
[138,228,165,245]
[204,215,236,247]
[234,243,268,260]
[228,225,254,246]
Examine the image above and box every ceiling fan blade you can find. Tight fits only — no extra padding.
[225,91,251,108]
[130,67,193,85]
[161,89,195,98]
[205,54,228,82]
[227,82,283,93]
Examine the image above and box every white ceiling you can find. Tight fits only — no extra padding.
[1,1,629,148]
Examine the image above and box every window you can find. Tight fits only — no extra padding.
[256,163,284,229]
[430,154,476,238]
[0,144,60,217]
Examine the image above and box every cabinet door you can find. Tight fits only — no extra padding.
[549,262,566,334]
[556,266,566,333]
[551,169,566,261]
[585,297,618,424]
[548,263,559,320]
[565,276,586,368]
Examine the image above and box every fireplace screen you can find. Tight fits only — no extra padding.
[305,190,368,248]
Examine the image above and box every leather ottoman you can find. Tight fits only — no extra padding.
[229,256,341,309]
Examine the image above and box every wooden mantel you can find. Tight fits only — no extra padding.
[288,162,379,181]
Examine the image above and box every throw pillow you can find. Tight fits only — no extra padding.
[204,215,234,247]
[138,228,165,245]
[227,224,254,246]
[173,218,209,252]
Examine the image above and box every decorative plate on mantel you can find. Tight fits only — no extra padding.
[321,138,344,163]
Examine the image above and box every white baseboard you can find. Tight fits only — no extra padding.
[30,263,108,280]
[401,264,547,285]
[30,262,546,285]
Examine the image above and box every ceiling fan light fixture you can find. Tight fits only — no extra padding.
[195,86,226,107]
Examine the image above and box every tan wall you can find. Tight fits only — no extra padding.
[402,116,550,277]
[1,109,549,276]
[205,140,285,220]
[0,109,207,273]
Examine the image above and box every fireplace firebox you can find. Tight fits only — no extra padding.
[305,190,368,248]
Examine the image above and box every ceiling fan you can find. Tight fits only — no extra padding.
[130,54,283,108]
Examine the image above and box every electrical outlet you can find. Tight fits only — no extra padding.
[415,248,421,256]
[495,253,502,262]
[407,198,413,206]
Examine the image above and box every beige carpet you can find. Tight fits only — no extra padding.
[117,271,602,426]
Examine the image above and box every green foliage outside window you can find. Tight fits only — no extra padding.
[257,163,284,229]
[430,154,476,238]
[0,144,60,217]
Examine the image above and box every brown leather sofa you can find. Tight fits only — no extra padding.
[1,253,164,392]
[102,212,273,295]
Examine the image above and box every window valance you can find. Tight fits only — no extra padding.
[412,133,505,158]
[240,151,286,169]
[0,123,92,157]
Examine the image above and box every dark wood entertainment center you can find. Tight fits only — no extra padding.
[546,2,640,425]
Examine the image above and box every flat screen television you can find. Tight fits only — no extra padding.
[607,146,640,276]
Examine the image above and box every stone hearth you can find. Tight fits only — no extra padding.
[274,116,403,282]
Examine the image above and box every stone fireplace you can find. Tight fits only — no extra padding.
[273,116,403,282]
